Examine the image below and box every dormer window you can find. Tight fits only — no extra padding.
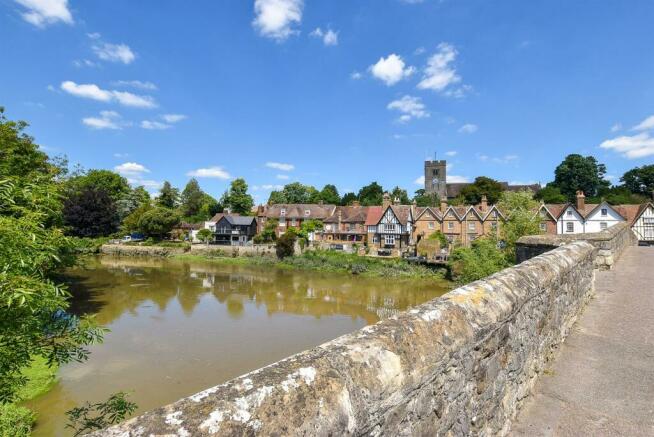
[566,210,573,217]
[601,208,608,216]
[280,208,286,216]
[305,209,310,216]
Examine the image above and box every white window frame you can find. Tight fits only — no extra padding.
[448,222,454,230]
[468,222,475,231]
[428,221,435,229]
[566,222,574,233]
[290,218,297,226]
[567,210,573,217]
[305,209,310,217]
[539,222,546,232]
[280,208,286,216]
[383,223,397,233]
[601,208,608,217]
[600,222,608,230]
[384,234,395,246]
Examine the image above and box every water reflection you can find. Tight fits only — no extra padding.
[30,256,449,436]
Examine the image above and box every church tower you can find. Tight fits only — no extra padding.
[424,158,447,199]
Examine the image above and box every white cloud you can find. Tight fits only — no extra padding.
[310,27,338,46]
[92,42,136,64]
[128,178,163,191]
[448,175,470,183]
[387,95,429,123]
[599,132,654,159]
[73,59,99,68]
[14,0,73,27]
[187,166,232,179]
[414,46,425,55]
[161,114,187,123]
[253,184,284,191]
[112,80,157,90]
[477,153,519,164]
[82,110,124,130]
[458,123,478,134]
[140,120,171,130]
[113,153,129,158]
[265,161,294,171]
[276,174,290,180]
[369,54,415,86]
[60,81,157,108]
[509,180,537,185]
[114,162,150,176]
[417,43,463,94]
[414,175,425,185]
[610,123,622,133]
[253,0,303,41]
[633,115,654,131]
[350,71,363,80]
[87,32,101,39]
[445,150,457,156]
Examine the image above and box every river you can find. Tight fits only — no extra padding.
[28,256,450,435]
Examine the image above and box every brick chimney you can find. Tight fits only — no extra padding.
[352,200,361,207]
[393,196,400,206]
[575,190,585,211]
[382,192,391,208]
[337,209,342,229]
[480,195,488,212]
[440,199,448,213]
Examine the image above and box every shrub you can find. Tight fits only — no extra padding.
[449,237,509,284]
[0,403,34,437]
[275,231,297,259]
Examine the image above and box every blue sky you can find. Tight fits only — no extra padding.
[2,0,654,202]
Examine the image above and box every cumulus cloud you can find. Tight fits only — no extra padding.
[387,95,429,123]
[265,161,294,171]
[14,0,73,27]
[632,115,654,131]
[92,42,136,64]
[414,175,425,185]
[445,150,457,156]
[276,174,290,180]
[187,166,232,179]
[161,114,187,123]
[112,80,157,90]
[310,27,338,46]
[369,54,415,86]
[140,120,170,130]
[417,43,466,96]
[60,81,156,108]
[610,123,622,133]
[458,123,478,134]
[350,71,363,80]
[253,0,303,41]
[82,111,124,130]
[253,184,284,191]
[114,162,150,176]
[599,132,654,159]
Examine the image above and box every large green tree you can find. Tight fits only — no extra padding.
[63,187,120,237]
[498,190,542,262]
[413,189,439,207]
[340,192,358,206]
[67,170,130,203]
[390,186,410,205]
[357,182,384,206]
[180,178,204,217]
[267,190,286,205]
[137,207,181,239]
[318,184,340,205]
[552,154,610,200]
[115,186,150,221]
[534,184,567,203]
[621,164,654,197]
[157,181,179,209]
[224,178,254,214]
[460,176,504,205]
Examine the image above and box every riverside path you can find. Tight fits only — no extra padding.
[512,246,654,436]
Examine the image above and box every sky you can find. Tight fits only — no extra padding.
[2,0,654,203]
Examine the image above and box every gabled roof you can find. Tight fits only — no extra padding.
[209,213,225,223]
[323,206,368,223]
[414,206,442,221]
[542,203,565,219]
[389,205,412,225]
[442,206,463,220]
[265,204,336,219]
[481,205,505,221]
[224,215,257,226]
[621,203,652,225]
[461,206,484,221]
[364,206,384,226]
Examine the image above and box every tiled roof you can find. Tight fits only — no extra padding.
[390,205,412,225]
[224,215,257,226]
[615,204,646,224]
[323,206,368,223]
[264,204,336,219]
[209,213,225,223]
[414,207,442,221]
[364,206,384,226]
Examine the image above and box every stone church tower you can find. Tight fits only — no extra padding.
[424,159,447,199]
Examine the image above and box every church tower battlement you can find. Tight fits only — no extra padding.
[424,159,447,199]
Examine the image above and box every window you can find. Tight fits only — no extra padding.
[566,222,574,233]
[383,223,397,233]
[601,208,608,216]
[447,222,454,230]
[384,235,395,246]
[305,209,311,217]
[600,222,608,230]
[566,210,573,217]
[279,220,286,227]
[291,218,297,226]
[468,222,475,231]
[280,208,286,216]
[491,222,498,230]
[540,223,546,232]
[428,221,435,229]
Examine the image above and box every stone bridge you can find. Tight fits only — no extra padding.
[93,223,651,436]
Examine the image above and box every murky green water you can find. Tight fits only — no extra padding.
[28,256,450,436]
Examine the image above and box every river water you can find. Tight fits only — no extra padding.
[28,256,450,435]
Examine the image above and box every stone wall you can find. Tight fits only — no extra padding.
[190,244,277,257]
[100,243,279,258]
[515,222,636,269]
[100,244,189,257]
[93,242,596,436]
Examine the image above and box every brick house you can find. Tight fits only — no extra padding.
[320,203,368,243]
[365,194,414,255]
[257,203,336,237]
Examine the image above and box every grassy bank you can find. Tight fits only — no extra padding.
[176,249,447,279]
[0,356,59,437]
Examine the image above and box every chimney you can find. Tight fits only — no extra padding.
[225,207,232,215]
[480,195,488,212]
[337,209,342,228]
[352,200,361,207]
[382,192,391,208]
[576,190,585,211]
[318,199,324,205]
[440,199,448,213]
[393,196,400,206]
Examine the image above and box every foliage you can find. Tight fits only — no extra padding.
[390,186,410,204]
[357,181,384,206]
[180,178,204,217]
[340,192,358,206]
[497,190,541,262]
[198,193,221,220]
[254,218,278,243]
[63,187,120,237]
[595,186,648,205]
[137,207,181,239]
[66,169,130,203]
[157,181,179,209]
[275,229,297,259]
[224,178,254,214]
[121,202,152,233]
[296,219,323,247]
[620,164,654,196]
[552,154,610,200]
[115,186,150,221]
[534,184,567,203]
[460,176,504,204]
[197,228,213,244]
[413,188,439,207]
[268,182,321,204]
[319,184,340,205]
[449,238,509,284]
[66,392,137,436]
[427,230,448,247]
[267,190,286,205]
[0,403,34,437]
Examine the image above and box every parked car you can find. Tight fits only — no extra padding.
[122,233,145,243]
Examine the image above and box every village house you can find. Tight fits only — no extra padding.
[366,193,414,255]
[632,202,654,243]
[211,215,258,245]
[412,206,442,244]
[257,203,337,237]
[319,203,368,245]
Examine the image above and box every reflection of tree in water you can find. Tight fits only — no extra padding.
[63,256,448,326]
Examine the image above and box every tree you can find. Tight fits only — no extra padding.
[319,184,340,205]
[67,170,130,203]
[66,392,137,436]
[276,229,297,259]
[254,218,278,243]
[460,176,504,205]
[115,186,150,221]
[552,154,610,200]
[198,193,221,220]
[340,192,358,206]
[137,207,181,239]
[267,190,286,205]
[63,187,120,237]
[157,181,179,209]
[358,182,384,206]
[281,182,313,204]
[621,165,654,196]
[449,238,509,284]
[413,189,439,207]
[534,184,567,203]
[180,178,204,217]
[297,219,323,248]
[197,228,213,245]
[121,203,152,233]
[497,190,541,262]
[224,178,254,214]
[390,186,410,204]
[600,186,647,205]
